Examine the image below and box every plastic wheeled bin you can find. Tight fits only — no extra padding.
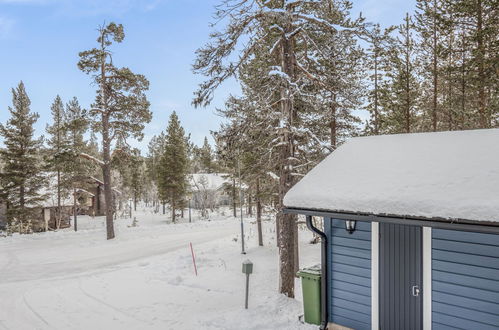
[297,264,322,325]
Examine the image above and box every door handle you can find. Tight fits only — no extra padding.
[411,285,420,297]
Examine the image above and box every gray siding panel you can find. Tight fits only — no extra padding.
[432,229,499,330]
[327,218,371,330]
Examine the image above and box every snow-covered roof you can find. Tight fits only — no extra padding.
[284,129,499,223]
[189,173,230,191]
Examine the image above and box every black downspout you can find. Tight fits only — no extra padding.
[306,215,328,330]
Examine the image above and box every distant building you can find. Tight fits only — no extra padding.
[75,176,122,217]
[0,174,122,232]
[188,173,233,210]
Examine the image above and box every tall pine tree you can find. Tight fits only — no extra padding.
[46,95,71,229]
[78,22,151,239]
[0,82,46,230]
[64,97,90,231]
[157,112,189,223]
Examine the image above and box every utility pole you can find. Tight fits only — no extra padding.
[238,155,245,254]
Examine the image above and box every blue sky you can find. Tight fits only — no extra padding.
[0,0,416,152]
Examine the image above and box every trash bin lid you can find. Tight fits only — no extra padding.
[296,264,321,279]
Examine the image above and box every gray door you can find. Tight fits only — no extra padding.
[379,223,422,330]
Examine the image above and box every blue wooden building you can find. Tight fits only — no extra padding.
[284,129,499,330]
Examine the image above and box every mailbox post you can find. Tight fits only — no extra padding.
[242,260,253,309]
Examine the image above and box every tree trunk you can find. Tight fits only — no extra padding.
[232,176,237,217]
[374,51,379,134]
[102,112,114,239]
[461,28,466,129]
[247,191,253,216]
[447,18,454,131]
[73,186,77,232]
[102,163,115,240]
[277,26,297,298]
[134,192,137,211]
[256,178,263,247]
[57,169,61,230]
[432,0,438,132]
[171,196,176,223]
[405,13,411,133]
[476,0,487,128]
[330,94,337,149]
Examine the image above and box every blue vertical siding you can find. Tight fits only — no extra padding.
[432,229,499,330]
[326,218,371,330]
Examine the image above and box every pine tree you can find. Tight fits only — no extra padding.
[382,14,421,133]
[78,22,151,239]
[365,24,396,134]
[64,97,90,231]
[120,148,144,211]
[46,95,71,229]
[0,82,46,229]
[452,0,498,128]
[199,137,215,173]
[157,112,189,223]
[146,132,167,210]
[415,0,445,131]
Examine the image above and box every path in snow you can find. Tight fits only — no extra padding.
[0,220,238,283]
[0,212,318,330]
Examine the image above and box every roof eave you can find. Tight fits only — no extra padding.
[283,207,499,234]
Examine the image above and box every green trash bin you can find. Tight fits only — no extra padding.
[297,264,322,325]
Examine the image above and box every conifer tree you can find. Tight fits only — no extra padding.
[200,137,215,173]
[64,97,90,231]
[157,112,189,223]
[364,24,395,134]
[120,148,144,211]
[78,22,151,239]
[415,0,443,132]
[146,132,167,210]
[0,82,46,229]
[46,95,71,229]
[382,14,421,133]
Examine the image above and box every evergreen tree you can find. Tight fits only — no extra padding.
[146,132,167,209]
[364,24,395,134]
[157,112,189,223]
[199,137,215,173]
[120,148,144,211]
[451,0,498,128]
[415,0,445,131]
[0,82,46,229]
[381,14,421,133]
[78,22,151,239]
[64,97,90,231]
[46,95,71,229]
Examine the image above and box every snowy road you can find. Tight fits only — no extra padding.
[0,220,238,283]
[0,213,317,330]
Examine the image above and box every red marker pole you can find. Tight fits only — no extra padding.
[190,242,198,276]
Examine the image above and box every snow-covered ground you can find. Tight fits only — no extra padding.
[0,207,319,330]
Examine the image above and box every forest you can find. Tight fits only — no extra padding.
[0,0,497,301]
